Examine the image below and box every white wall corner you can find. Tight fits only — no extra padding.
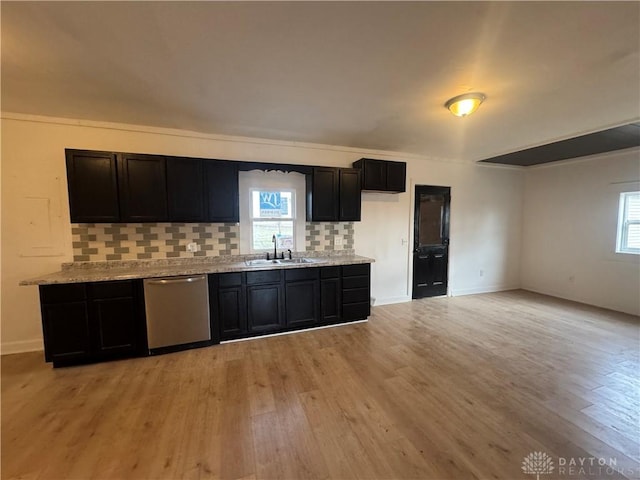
[372,295,412,306]
[449,285,521,297]
[1,339,44,356]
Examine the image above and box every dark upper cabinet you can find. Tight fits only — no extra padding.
[339,169,361,221]
[386,161,407,192]
[353,158,406,193]
[204,161,239,223]
[66,150,120,223]
[307,167,362,221]
[118,154,168,222]
[307,167,339,221]
[167,157,206,222]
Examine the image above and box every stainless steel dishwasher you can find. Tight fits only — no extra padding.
[143,275,211,351]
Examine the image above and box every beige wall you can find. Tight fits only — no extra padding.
[1,113,524,354]
[522,148,640,315]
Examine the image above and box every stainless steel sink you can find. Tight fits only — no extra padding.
[245,259,281,266]
[277,258,315,264]
[245,257,324,266]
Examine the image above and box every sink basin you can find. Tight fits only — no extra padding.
[278,258,315,264]
[245,258,324,266]
[245,259,281,266]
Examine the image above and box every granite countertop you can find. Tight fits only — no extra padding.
[20,252,374,286]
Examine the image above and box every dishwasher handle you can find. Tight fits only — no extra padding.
[146,275,206,285]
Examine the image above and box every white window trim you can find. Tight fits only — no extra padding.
[616,191,640,255]
[238,170,306,254]
[249,188,296,252]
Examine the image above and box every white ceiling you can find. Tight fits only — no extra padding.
[2,1,639,162]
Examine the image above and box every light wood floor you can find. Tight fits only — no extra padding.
[2,290,639,480]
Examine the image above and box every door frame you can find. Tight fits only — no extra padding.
[411,184,451,299]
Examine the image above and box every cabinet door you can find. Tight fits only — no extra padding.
[118,154,168,222]
[90,297,139,357]
[320,278,341,324]
[41,302,91,363]
[247,284,283,333]
[386,161,407,193]
[362,159,386,191]
[204,161,239,222]
[218,286,248,340]
[339,168,361,221]
[308,167,339,221]
[167,157,205,222]
[285,280,319,328]
[66,150,120,223]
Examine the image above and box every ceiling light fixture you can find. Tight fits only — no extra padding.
[445,92,486,117]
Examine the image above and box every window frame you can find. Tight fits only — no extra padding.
[616,191,640,255]
[249,188,297,253]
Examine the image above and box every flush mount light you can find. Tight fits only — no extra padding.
[445,92,486,117]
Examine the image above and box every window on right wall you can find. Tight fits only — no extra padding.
[616,191,640,254]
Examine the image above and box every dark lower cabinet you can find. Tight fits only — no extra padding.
[285,268,320,328]
[41,301,91,363]
[246,270,284,334]
[210,273,247,340]
[90,297,140,357]
[320,267,341,324]
[247,285,284,333]
[212,263,371,342]
[39,280,146,367]
[341,263,371,321]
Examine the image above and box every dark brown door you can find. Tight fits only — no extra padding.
[412,186,450,299]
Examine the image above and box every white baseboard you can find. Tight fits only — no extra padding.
[372,295,412,306]
[449,284,520,297]
[1,339,44,355]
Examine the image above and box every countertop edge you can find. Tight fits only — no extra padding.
[20,256,375,286]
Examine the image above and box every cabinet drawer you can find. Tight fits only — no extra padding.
[342,275,369,289]
[218,272,243,287]
[39,284,86,304]
[320,266,340,279]
[285,268,319,282]
[342,264,370,277]
[342,287,369,304]
[87,280,134,299]
[342,302,370,320]
[247,270,282,285]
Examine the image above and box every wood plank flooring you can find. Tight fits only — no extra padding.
[2,290,639,480]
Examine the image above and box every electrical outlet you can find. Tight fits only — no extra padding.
[479,269,484,277]
[186,242,198,253]
[334,236,343,247]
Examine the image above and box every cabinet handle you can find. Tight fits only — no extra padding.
[146,276,205,285]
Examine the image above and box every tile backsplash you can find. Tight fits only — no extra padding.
[72,222,355,262]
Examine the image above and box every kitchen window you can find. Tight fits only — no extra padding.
[250,189,295,251]
[616,191,640,254]
[238,170,306,254]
